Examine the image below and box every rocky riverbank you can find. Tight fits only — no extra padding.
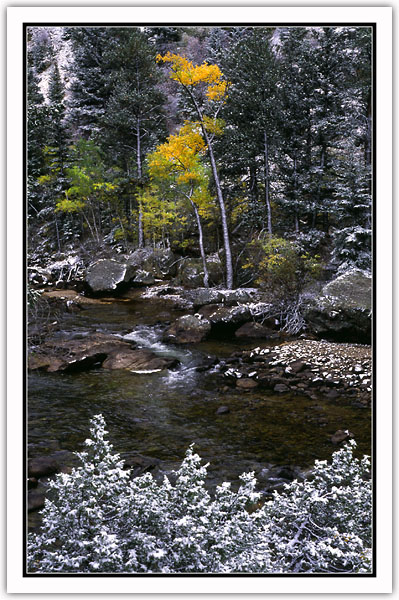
[30,244,372,344]
[218,339,371,407]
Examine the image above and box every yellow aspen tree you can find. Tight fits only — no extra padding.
[148,122,213,287]
[156,53,234,289]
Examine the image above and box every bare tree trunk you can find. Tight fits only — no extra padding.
[365,91,372,167]
[54,216,61,252]
[263,130,272,235]
[294,156,299,233]
[82,211,96,241]
[187,91,233,289]
[190,198,209,288]
[137,117,144,249]
[89,204,100,243]
[249,164,258,203]
[295,212,299,233]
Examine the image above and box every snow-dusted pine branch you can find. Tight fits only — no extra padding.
[28,414,372,574]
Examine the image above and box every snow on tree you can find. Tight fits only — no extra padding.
[28,414,372,574]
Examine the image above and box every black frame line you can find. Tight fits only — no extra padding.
[22,21,377,579]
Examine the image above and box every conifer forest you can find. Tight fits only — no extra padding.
[27,26,373,574]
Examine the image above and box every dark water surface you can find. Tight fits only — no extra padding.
[28,293,371,487]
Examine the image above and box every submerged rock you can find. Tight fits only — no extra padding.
[28,489,46,512]
[216,405,230,415]
[102,349,178,372]
[28,333,177,373]
[28,456,60,478]
[236,378,259,390]
[331,429,355,444]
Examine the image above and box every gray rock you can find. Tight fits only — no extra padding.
[175,257,224,288]
[216,406,230,415]
[183,288,224,307]
[85,259,127,294]
[164,314,211,344]
[304,270,371,342]
[125,248,178,282]
[199,304,251,326]
[28,456,60,478]
[130,269,155,285]
[287,360,307,374]
[331,429,355,444]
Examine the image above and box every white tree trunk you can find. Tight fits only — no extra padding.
[186,90,234,289]
[190,198,209,288]
[137,117,144,249]
[202,129,233,289]
[263,130,272,235]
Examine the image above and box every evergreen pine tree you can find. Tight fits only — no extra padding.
[221,27,279,235]
[48,64,68,177]
[65,27,114,138]
[27,62,49,214]
[101,28,167,247]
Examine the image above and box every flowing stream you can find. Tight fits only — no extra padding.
[28,293,371,497]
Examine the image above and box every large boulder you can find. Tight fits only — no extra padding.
[198,304,251,326]
[125,248,178,283]
[164,314,212,343]
[85,259,127,294]
[182,288,224,307]
[183,287,263,308]
[304,270,372,343]
[175,256,224,288]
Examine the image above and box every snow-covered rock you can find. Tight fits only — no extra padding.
[85,259,127,294]
[304,269,372,343]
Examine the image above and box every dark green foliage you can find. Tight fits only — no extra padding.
[101,28,166,175]
[47,64,68,172]
[144,26,182,52]
[65,27,114,138]
[26,25,372,281]
[220,28,278,234]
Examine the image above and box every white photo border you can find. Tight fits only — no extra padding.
[7,5,392,594]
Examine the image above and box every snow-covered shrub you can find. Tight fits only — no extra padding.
[263,443,372,573]
[27,415,372,574]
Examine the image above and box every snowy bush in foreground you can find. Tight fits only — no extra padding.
[27,415,372,574]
